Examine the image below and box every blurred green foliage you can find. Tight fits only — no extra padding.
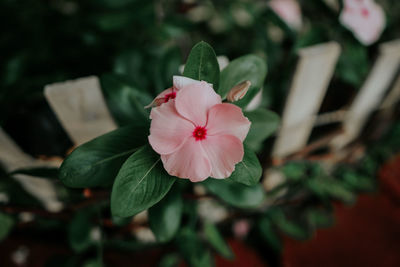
[1,0,400,266]
[1,0,400,123]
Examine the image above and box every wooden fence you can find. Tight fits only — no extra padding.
[1,40,400,211]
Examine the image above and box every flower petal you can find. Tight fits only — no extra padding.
[207,103,251,142]
[201,135,244,179]
[175,81,221,126]
[339,0,385,46]
[269,0,302,30]
[149,101,194,155]
[161,138,211,182]
[173,75,213,90]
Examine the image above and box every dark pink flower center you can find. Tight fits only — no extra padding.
[164,92,176,103]
[361,8,369,17]
[192,126,207,141]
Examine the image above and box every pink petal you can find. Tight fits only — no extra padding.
[201,135,244,179]
[173,76,204,90]
[175,81,221,126]
[339,0,385,46]
[161,138,211,182]
[269,0,302,30]
[148,101,194,155]
[207,103,251,142]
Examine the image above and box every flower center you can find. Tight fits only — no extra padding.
[164,92,176,103]
[361,8,369,17]
[192,126,207,141]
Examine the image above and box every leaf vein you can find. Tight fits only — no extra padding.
[130,158,161,197]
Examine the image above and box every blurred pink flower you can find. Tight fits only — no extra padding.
[145,76,212,108]
[269,0,302,30]
[339,0,386,45]
[149,81,251,182]
[233,219,251,239]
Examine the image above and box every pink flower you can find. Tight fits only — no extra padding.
[269,0,302,30]
[233,219,251,239]
[145,76,213,108]
[339,0,386,46]
[148,81,251,182]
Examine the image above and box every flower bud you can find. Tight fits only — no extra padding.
[227,80,251,102]
[144,97,166,109]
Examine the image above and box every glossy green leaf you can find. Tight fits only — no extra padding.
[101,74,152,126]
[10,167,59,180]
[183,41,220,88]
[204,222,233,259]
[0,212,14,242]
[203,178,264,208]
[149,185,183,242]
[59,124,148,188]
[111,145,176,217]
[219,55,267,108]
[244,109,280,151]
[228,145,262,186]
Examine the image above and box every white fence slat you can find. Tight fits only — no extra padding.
[332,40,400,148]
[0,128,63,212]
[44,76,117,145]
[380,74,400,110]
[272,42,341,158]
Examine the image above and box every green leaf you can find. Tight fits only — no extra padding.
[60,124,148,188]
[336,41,369,87]
[68,211,94,252]
[219,55,267,108]
[101,74,152,126]
[294,26,328,50]
[258,217,282,252]
[9,167,59,180]
[203,178,264,208]
[111,145,176,217]
[307,178,355,203]
[183,41,220,89]
[229,145,262,186]
[271,210,310,240]
[176,228,213,267]
[341,172,375,191]
[244,109,280,151]
[0,212,14,242]
[113,50,149,90]
[149,185,183,242]
[281,162,307,181]
[204,222,233,259]
[306,209,334,228]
